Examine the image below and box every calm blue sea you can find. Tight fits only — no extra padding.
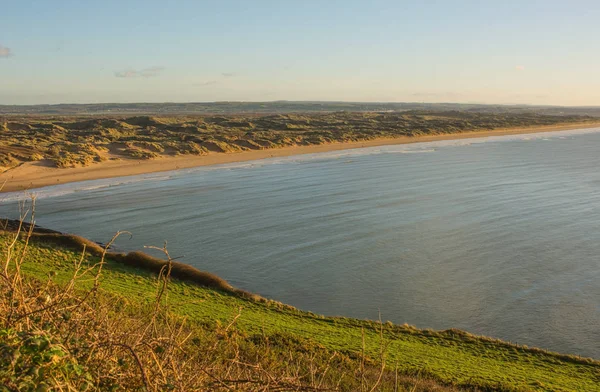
[2,127,600,358]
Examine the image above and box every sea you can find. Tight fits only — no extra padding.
[2,127,599,358]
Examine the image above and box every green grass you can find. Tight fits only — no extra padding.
[8,235,600,391]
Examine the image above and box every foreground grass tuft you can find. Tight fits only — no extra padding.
[0,213,460,391]
[1,211,599,391]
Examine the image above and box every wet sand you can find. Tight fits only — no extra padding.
[2,121,599,193]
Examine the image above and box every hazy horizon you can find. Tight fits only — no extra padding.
[2,0,600,106]
[1,100,600,109]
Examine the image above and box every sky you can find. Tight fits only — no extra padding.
[1,0,600,105]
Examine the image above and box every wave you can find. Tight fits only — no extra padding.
[397,149,436,154]
[3,126,600,201]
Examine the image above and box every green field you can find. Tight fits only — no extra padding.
[2,231,598,391]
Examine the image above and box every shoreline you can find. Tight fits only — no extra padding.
[2,121,600,193]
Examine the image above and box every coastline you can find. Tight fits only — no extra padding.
[2,121,599,193]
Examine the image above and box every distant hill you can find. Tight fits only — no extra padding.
[2,101,600,116]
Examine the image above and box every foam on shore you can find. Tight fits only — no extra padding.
[2,125,599,201]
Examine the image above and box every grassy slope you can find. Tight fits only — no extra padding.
[10,236,600,392]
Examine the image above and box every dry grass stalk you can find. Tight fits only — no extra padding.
[0,197,462,391]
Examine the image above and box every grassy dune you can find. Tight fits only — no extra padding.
[1,226,598,391]
[0,111,596,170]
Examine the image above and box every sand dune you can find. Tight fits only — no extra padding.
[2,122,599,194]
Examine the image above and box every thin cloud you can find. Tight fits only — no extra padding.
[411,92,461,98]
[140,66,165,77]
[0,45,13,58]
[196,80,218,86]
[515,65,525,71]
[115,69,138,78]
[115,66,165,78]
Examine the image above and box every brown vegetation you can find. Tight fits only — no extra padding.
[0,204,464,391]
[0,111,595,171]
[1,219,233,293]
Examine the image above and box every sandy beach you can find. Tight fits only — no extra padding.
[2,121,599,194]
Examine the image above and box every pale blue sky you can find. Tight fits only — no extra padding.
[1,0,599,105]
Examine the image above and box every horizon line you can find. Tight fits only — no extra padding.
[1,100,600,109]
